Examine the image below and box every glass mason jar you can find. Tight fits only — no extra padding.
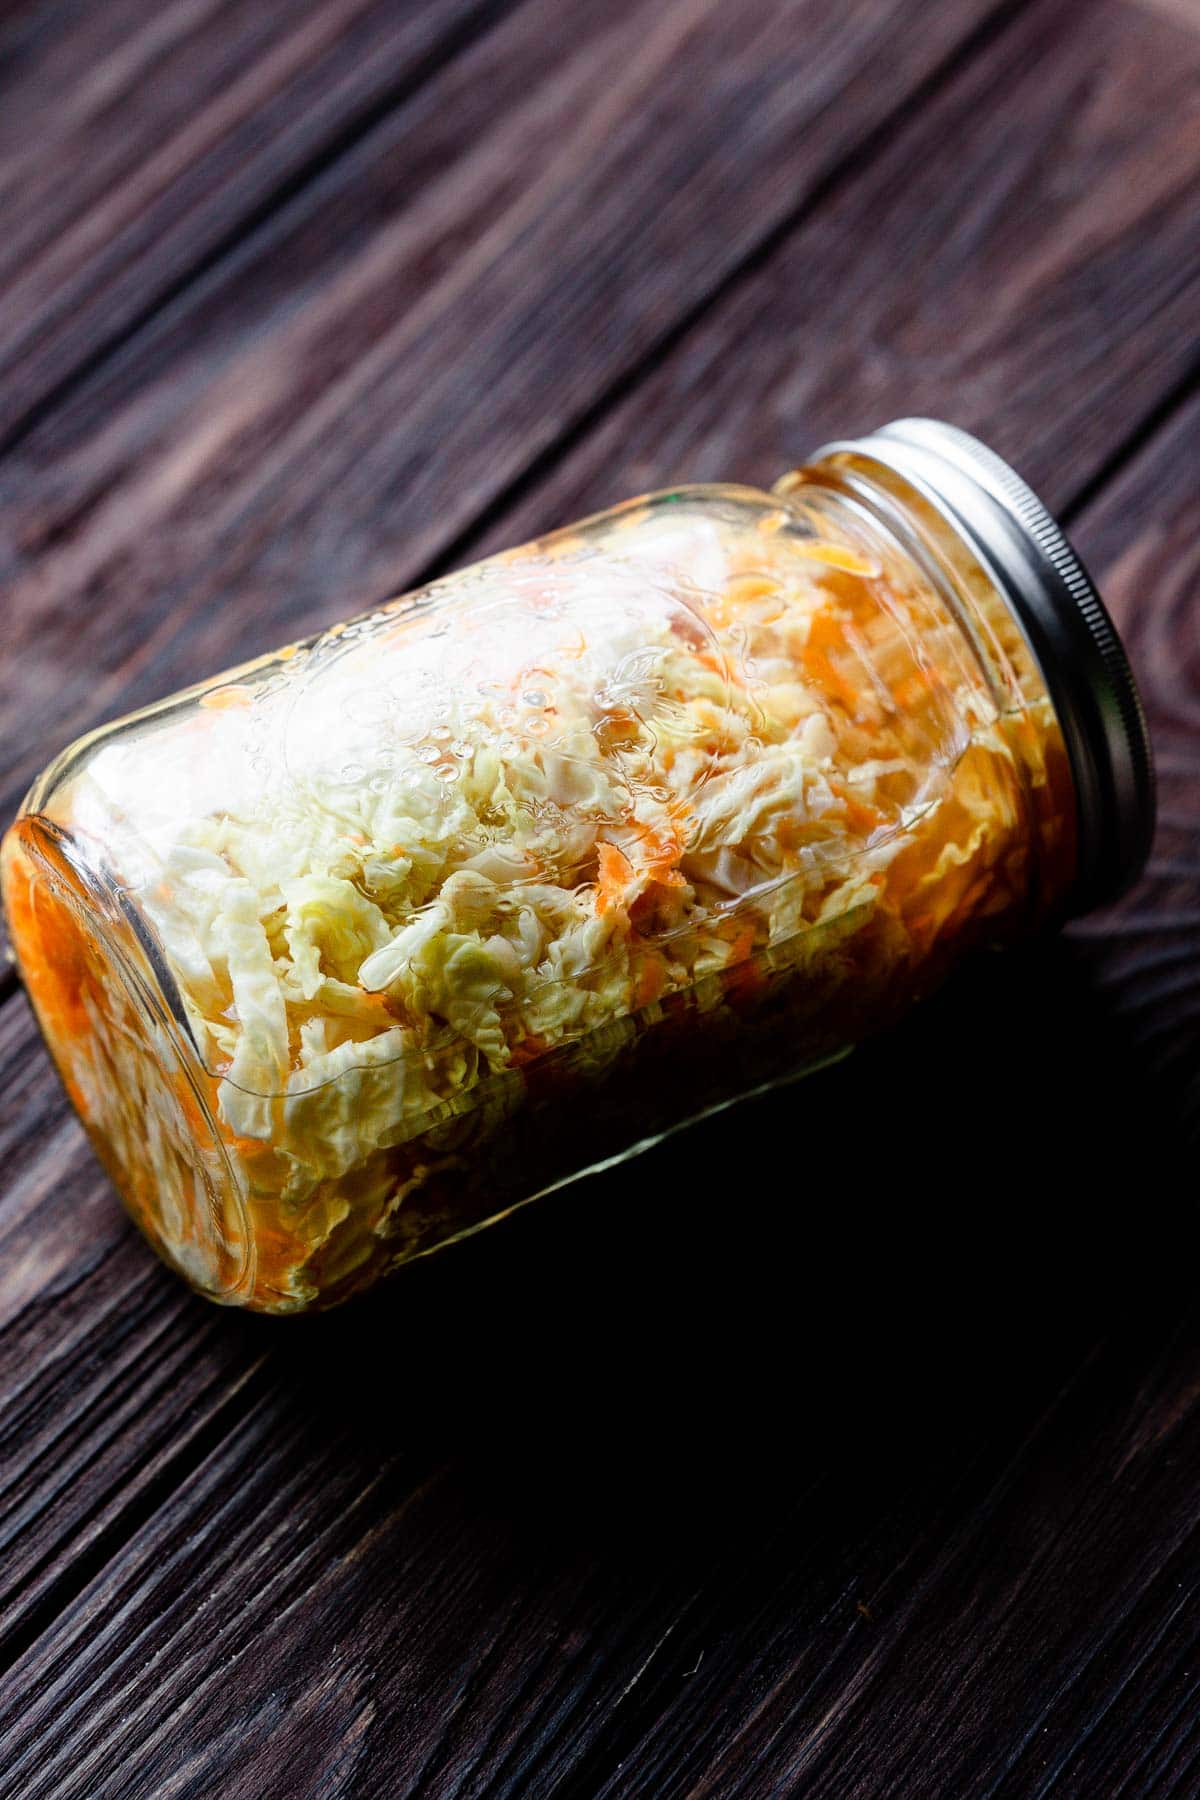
[1,420,1154,1313]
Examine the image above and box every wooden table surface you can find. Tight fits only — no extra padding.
[2,0,1199,1792]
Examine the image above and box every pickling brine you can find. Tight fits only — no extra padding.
[1,420,1153,1310]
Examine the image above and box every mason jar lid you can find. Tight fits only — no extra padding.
[807,417,1155,914]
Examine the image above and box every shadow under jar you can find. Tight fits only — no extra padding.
[2,420,1154,1312]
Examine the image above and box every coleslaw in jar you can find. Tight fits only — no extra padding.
[1,420,1154,1311]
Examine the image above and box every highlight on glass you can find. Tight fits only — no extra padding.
[2,420,1154,1312]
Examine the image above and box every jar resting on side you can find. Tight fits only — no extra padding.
[1,420,1154,1312]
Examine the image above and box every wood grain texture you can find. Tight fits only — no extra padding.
[0,0,514,445]
[0,948,1186,1799]
[474,0,1200,555]
[0,993,273,1672]
[0,0,1198,1792]
[1068,390,1200,1149]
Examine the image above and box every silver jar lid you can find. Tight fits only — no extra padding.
[808,417,1155,913]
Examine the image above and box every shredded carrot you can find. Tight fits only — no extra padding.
[801,638,859,714]
[200,685,254,711]
[595,841,634,913]
[807,611,846,652]
[726,574,780,607]
[890,665,944,712]
[723,943,765,1003]
[838,793,886,836]
[696,651,728,677]
[627,819,687,879]
[632,952,667,1009]
[724,921,756,966]
[227,1131,276,1161]
[351,989,398,1022]
[790,539,881,577]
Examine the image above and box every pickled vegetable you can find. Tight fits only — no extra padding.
[1,482,1075,1311]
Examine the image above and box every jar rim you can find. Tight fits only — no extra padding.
[6,816,254,1302]
[804,418,1156,913]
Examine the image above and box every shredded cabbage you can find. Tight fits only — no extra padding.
[25,490,1067,1308]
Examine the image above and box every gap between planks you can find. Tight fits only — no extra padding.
[0,0,1198,1776]
[0,0,526,461]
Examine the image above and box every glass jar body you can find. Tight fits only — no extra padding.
[2,467,1076,1312]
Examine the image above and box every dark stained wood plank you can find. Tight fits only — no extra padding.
[0,1002,269,1669]
[1066,396,1200,1147]
[0,0,515,446]
[471,0,1200,559]
[0,0,1198,1791]
[0,936,1185,1799]
[0,0,1009,832]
